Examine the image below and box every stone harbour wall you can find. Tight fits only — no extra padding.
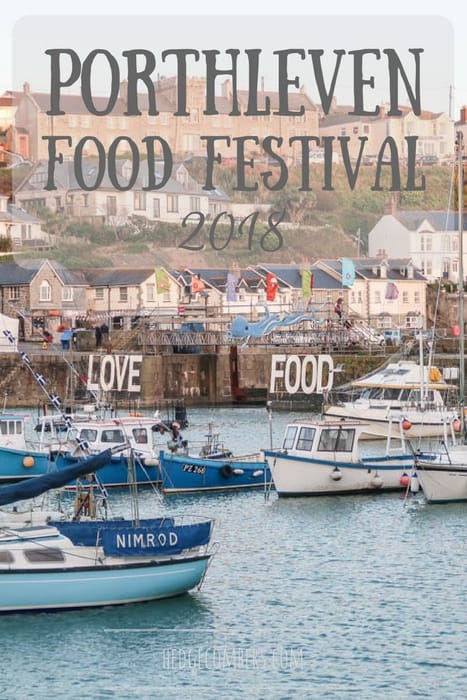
[0,347,459,410]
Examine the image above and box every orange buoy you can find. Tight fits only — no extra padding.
[452,418,461,432]
[399,473,410,487]
[402,419,412,431]
[23,456,35,468]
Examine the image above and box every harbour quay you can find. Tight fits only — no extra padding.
[0,336,457,410]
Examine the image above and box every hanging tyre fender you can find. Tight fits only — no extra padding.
[220,464,233,478]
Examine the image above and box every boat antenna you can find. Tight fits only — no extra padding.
[456,130,465,441]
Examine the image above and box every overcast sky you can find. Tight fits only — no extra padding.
[2,1,467,118]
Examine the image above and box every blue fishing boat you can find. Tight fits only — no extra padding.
[158,448,270,494]
[51,415,166,488]
[0,412,169,488]
[0,413,51,482]
[0,450,214,613]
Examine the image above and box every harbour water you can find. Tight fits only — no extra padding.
[1,407,466,699]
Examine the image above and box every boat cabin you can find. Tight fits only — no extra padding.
[281,420,364,458]
[0,414,29,452]
[69,417,166,457]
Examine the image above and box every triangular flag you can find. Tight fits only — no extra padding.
[342,259,355,287]
[155,268,170,294]
[301,269,313,298]
[192,275,206,294]
[266,273,279,301]
[385,282,399,300]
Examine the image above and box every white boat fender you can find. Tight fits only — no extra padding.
[330,467,342,481]
[220,465,233,478]
[252,469,264,478]
[370,474,383,488]
[410,473,420,493]
[143,457,159,467]
[232,468,245,475]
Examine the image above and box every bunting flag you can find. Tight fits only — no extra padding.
[342,258,356,287]
[385,282,399,300]
[226,273,239,302]
[155,267,170,294]
[301,269,314,298]
[266,273,279,301]
[191,275,206,294]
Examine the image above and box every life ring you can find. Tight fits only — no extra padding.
[220,464,233,478]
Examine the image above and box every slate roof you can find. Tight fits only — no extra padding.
[0,262,36,285]
[0,203,40,224]
[81,268,156,287]
[19,159,230,202]
[320,257,426,282]
[391,210,467,231]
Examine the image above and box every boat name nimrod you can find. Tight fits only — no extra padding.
[270,354,334,395]
[115,531,179,548]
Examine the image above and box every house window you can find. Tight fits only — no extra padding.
[357,291,363,303]
[167,195,179,213]
[153,198,160,218]
[106,196,117,216]
[119,287,128,302]
[426,236,432,252]
[39,280,51,302]
[190,197,201,210]
[8,287,20,301]
[374,291,381,304]
[95,288,104,300]
[414,291,421,304]
[83,194,89,207]
[402,291,409,304]
[134,191,147,210]
[146,284,155,302]
[62,287,74,302]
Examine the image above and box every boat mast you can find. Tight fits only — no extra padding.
[457,130,465,435]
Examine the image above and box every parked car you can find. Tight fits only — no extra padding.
[416,155,439,166]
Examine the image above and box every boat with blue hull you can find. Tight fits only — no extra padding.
[0,413,52,482]
[0,450,214,613]
[0,413,168,488]
[263,419,424,497]
[158,451,270,494]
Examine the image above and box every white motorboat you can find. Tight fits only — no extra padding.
[322,358,459,439]
[263,419,419,497]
